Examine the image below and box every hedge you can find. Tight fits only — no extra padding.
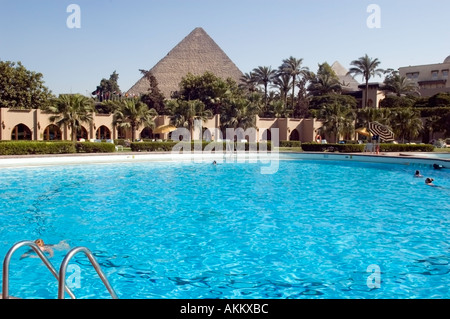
[131,141,273,152]
[75,142,116,153]
[0,141,76,155]
[279,140,301,148]
[300,143,434,153]
[0,141,115,155]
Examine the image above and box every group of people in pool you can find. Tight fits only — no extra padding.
[415,163,444,188]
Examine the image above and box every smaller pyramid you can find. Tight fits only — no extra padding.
[127,28,244,99]
[331,61,360,92]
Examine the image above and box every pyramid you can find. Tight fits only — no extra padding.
[127,27,244,99]
[331,61,360,92]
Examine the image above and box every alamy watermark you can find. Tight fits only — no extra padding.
[66,264,81,289]
[66,4,81,29]
[170,126,280,175]
[366,264,381,289]
[366,4,381,29]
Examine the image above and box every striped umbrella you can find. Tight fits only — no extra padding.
[368,122,395,142]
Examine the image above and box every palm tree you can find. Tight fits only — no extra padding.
[271,72,292,107]
[318,103,355,143]
[383,72,420,97]
[280,56,308,109]
[390,108,423,143]
[239,72,259,93]
[347,54,384,108]
[252,66,277,108]
[221,97,259,131]
[112,98,157,141]
[357,107,391,129]
[44,94,95,141]
[307,73,342,96]
[167,99,213,139]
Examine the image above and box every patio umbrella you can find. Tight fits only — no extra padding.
[153,124,177,134]
[368,122,395,142]
[355,127,371,137]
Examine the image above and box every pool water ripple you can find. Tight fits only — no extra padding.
[0,159,449,299]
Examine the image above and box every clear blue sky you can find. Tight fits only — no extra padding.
[1,0,449,96]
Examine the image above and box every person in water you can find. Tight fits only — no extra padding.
[414,170,423,177]
[425,178,437,187]
[20,239,69,259]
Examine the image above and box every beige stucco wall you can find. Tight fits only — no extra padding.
[0,109,322,143]
[399,60,450,96]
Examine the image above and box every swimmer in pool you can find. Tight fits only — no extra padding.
[20,239,69,259]
[414,170,423,178]
[424,178,442,188]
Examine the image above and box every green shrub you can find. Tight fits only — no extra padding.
[300,143,434,153]
[130,141,273,152]
[75,142,116,153]
[378,143,434,152]
[280,140,301,147]
[0,141,76,155]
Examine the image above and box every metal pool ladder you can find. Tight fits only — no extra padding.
[2,240,118,299]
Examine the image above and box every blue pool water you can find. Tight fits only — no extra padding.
[0,157,449,299]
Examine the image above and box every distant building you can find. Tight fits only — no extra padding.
[331,61,385,108]
[399,55,450,97]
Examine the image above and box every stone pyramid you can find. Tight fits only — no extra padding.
[127,27,244,99]
[331,61,360,92]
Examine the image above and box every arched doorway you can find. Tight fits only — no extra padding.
[11,124,32,140]
[141,127,154,140]
[262,129,272,141]
[289,129,300,141]
[77,126,88,140]
[43,125,62,141]
[117,127,126,139]
[96,126,111,140]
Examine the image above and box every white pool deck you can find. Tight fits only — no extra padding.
[0,151,448,169]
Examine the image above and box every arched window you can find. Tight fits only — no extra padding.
[11,124,32,140]
[43,125,62,141]
[96,126,111,140]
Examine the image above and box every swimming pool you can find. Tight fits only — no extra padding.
[1,155,449,299]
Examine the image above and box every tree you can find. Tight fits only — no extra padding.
[382,70,419,96]
[271,72,292,107]
[139,69,166,114]
[166,99,213,139]
[318,103,355,142]
[92,71,121,101]
[239,72,259,93]
[220,96,259,131]
[43,94,94,141]
[309,94,357,110]
[0,60,52,109]
[175,72,237,114]
[307,63,342,96]
[347,54,384,108]
[113,99,157,142]
[252,66,277,109]
[390,108,423,143]
[280,57,308,109]
[357,107,392,130]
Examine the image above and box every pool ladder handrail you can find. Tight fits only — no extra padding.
[2,241,118,299]
[2,240,76,299]
[58,246,118,299]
